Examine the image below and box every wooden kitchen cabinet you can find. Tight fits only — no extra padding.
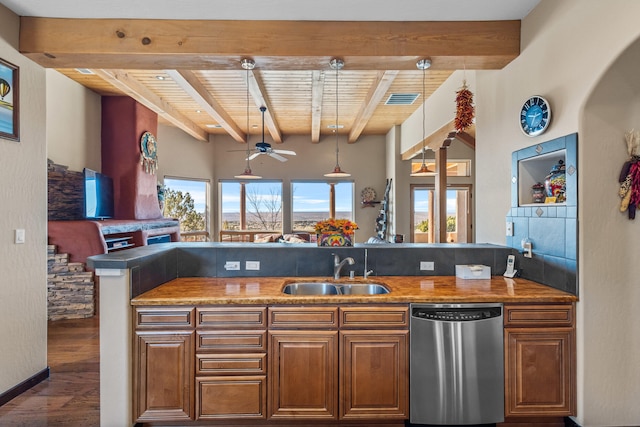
[133,307,195,422]
[195,306,267,420]
[134,331,194,422]
[268,304,408,421]
[269,330,339,419]
[504,304,576,417]
[340,330,408,419]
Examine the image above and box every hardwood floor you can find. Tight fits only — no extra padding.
[0,316,100,426]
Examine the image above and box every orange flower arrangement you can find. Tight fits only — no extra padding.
[314,218,358,236]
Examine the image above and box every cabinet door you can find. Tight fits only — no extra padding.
[340,330,408,419]
[269,331,338,419]
[505,328,575,417]
[134,331,194,422]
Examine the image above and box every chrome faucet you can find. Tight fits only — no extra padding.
[364,248,373,279]
[333,253,355,280]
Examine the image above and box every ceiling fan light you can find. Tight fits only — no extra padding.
[324,165,351,178]
[234,168,262,180]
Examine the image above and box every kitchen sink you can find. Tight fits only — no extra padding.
[282,281,390,296]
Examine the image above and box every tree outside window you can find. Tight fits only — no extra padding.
[162,177,209,241]
[220,181,283,231]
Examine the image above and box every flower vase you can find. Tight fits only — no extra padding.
[317,233,352,247]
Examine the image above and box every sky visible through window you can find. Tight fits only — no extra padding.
[164,178,207,213]
[220,181,353,213]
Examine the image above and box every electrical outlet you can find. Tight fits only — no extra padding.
[224,261,240,270]
[506,221,514,236]
[420,261,434,271]
[246,261,260,270]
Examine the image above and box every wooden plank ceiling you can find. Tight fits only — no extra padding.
[21,18,520,145]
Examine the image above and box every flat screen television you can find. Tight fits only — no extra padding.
[83,168,115,219]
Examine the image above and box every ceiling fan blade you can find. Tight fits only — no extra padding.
[247,152,261,160]
[269,152,288,162]
[272,149,296,156]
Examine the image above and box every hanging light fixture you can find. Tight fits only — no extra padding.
[411,58,433,177]
[324,58,350,178]
[235,58,262,180]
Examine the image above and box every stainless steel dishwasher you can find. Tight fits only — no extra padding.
[410,303,504,425]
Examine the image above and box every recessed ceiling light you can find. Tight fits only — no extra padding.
[75,68,94,75]
[155,75,166,80]
[195,110,202,113]
[206,124,223,128]
[327,124,344,129]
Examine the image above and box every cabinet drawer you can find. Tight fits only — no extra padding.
[196,353,267,375]
[135,307,195,329]
[197,330,267,352]
[197,306,266,329]
[504,304,574,327]
[340,305,409,328]
[196,375,267,420]
[269,306,339,329]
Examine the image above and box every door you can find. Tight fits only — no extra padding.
[411,184,472,243]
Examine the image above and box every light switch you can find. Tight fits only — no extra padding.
[506,221,514,236]
[15,229,25,244]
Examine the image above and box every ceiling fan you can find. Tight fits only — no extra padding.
[247,106,296,162]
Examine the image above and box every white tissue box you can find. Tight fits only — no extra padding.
[456,264,491,279]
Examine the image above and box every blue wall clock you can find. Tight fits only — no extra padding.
[520,95,551,137]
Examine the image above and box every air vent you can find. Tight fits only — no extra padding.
[385,93,420,105]
[75,68,95,75]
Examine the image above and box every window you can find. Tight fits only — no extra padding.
[162,177,209,241]
[410,159,471,176]
[220,180,283,234]
[411,184,472,243]
[291,181,354,232]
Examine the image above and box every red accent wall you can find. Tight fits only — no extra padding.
[101,97,162,220]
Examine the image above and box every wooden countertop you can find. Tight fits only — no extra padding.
[131,276,577,306]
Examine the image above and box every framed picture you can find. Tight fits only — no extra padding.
[0,58,19,141]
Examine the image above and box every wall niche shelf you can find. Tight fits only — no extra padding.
[511,134,577,208]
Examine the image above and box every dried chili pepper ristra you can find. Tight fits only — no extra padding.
[455,81,475,132]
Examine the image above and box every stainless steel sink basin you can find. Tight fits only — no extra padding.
[282,282,390,295]
[282,282,339,295]
[339,283,390,295]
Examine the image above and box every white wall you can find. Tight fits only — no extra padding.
[475,0,640,425]
[46,69,102,171]
[0,5,48,394]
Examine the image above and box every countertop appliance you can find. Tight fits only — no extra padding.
[410,303,504,425]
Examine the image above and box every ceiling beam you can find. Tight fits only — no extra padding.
[165,69,246,143]
[310,70,325,143]
[247,70,282,143]
[92,69,208,141]
[348,70,399,143]
[402,120,477,160]
[20,18,520,70]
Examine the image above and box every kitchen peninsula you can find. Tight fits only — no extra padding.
[89,242,578,427]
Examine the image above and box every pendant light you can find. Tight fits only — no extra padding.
[235,58,262,180]
[411,58,433,177]
[324,58,350,178]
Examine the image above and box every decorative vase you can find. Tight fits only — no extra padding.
[317,233,353,247]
